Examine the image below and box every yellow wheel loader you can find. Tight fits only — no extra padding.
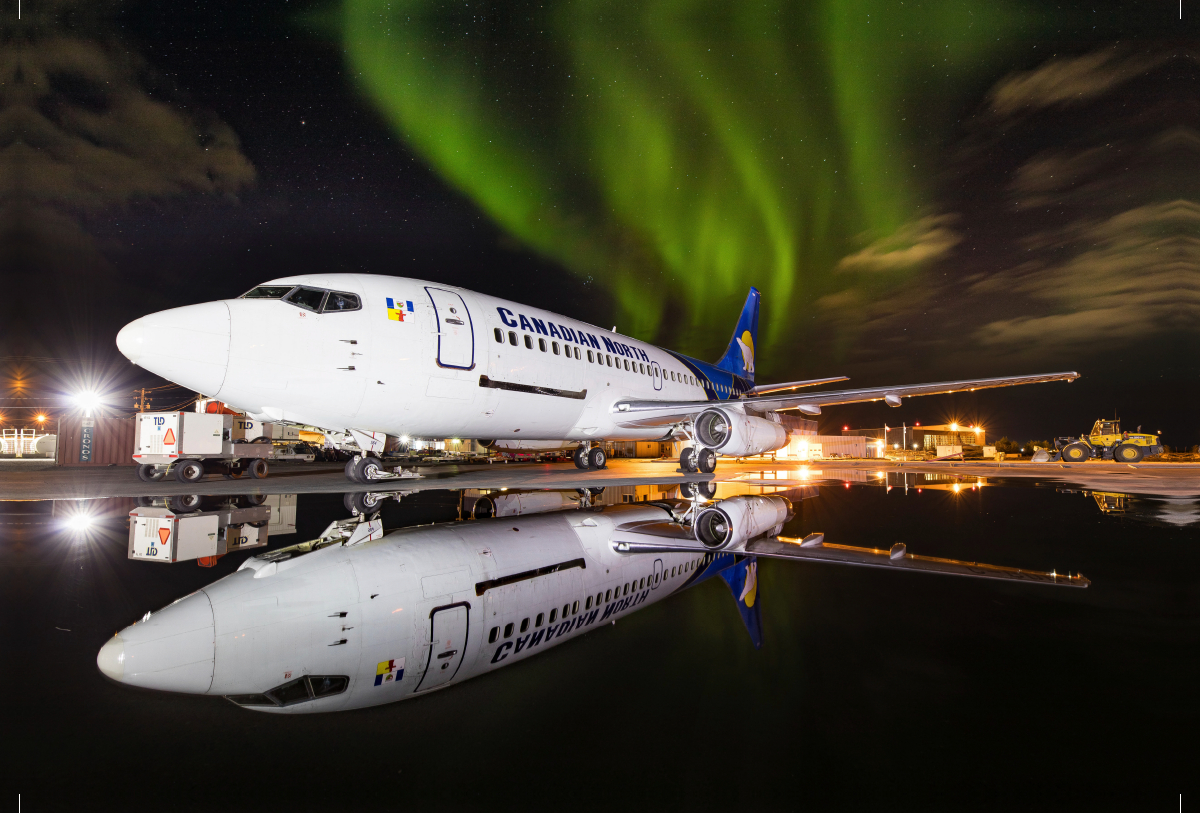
[1054,420,1163,464]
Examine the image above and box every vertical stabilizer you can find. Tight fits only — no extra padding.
[719,557,763,649]
[714,287,760,384]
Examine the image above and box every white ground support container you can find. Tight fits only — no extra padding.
[935,445,964,458]
[128,501,270,563]
[230,416,270,442]
[265,494,298,535]
[133,411,271,482]
[261,422,301,442]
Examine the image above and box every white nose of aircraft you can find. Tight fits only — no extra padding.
[97,591,216,693]
[116,301,232,397]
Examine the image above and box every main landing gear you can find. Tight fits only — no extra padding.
[679,446,717,474]
[573,444,607,470]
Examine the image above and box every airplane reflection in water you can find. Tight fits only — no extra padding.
[98,485,1088,714]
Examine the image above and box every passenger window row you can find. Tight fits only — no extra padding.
[487,556,713,645]
[492,327,705,388]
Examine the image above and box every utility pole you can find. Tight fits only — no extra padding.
[133,388,152,412]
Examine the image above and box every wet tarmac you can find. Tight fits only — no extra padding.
[5,457,1200,501]
[5,469,1196,811]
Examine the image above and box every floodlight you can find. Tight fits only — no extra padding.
[73,391,103,417]
[65,513,94,533]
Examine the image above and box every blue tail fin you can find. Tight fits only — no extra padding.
[719,557,763,649]
[714,287,760,384]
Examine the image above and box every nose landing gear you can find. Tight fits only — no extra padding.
[345,453,423,483]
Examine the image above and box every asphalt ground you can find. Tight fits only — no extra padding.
[3,457,1200,500]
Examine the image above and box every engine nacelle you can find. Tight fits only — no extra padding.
[694,408,788,457]
[693,495,792,550]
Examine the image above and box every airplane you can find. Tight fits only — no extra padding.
[114,275,1079,481]
[96,489,1088,713]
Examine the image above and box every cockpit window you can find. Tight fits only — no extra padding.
[285,287,327,312]
[322,291,361,313]
[230,675,349,708]
[241,285,295,299]
[267,677,312,706]
[310,676,349,698]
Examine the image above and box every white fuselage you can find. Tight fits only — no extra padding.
[99,504,727,713]
[117,274,743,442]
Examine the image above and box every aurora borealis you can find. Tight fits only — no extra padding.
[342,0,1032,359]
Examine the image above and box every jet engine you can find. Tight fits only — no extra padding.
[693,495,792,550]
[694,408,788,457]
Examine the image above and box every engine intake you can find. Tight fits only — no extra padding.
[694,408,788,457]
[693,495,792,550]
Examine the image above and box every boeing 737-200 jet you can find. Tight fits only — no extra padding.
[97,491,1088,713]
[115,275,1078,481]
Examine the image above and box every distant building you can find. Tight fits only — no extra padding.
[843,424,986,454]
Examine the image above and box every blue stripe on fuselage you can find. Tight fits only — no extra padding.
[663,350,752,402]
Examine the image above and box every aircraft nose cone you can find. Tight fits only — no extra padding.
[100,591,216,694]
[116,302,232,397]
[97,635,125,681]
[115,318,146,363]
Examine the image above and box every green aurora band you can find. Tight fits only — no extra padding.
[343,0,1030,365]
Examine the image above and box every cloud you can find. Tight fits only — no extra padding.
[0,35,255,209]
[835,215,961,273]
[987,49,1168,118]
[972,200,1200,346]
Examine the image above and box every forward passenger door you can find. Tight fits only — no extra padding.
[415,602,470,692]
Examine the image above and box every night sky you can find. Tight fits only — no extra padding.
[2,0,1198,443]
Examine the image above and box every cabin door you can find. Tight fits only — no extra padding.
[651,360,663,391]
[415,603,470,692]
[425,287,475,370]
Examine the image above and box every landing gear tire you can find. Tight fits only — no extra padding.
[696,448,717,474]
[345,457,358,482]
[588,447,607,469]
[681,480,717,500]
[137,464,165,482]
[573,446,590,470]
[175,459,205,483]
[679,446,697,472]
[1061,442,1091,463]
[1114,443,1144,463]
[344,490,385,515]
[247,459,269,479]
[361,458,386,481]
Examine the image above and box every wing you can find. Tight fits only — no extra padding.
[612,371,1079,428]
[748,376,849,396]
[610,524,1089,587]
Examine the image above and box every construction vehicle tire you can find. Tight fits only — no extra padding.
[1114,443,1144,463]
[1061,443,1091,463]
